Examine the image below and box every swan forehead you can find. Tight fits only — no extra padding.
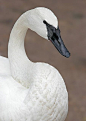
[36,7,58,28]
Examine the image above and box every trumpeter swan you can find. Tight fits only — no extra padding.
[0,7,70,121]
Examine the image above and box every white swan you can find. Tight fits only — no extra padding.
[0,7,70,121]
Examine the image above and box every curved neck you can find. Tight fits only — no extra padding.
[8,12,33,87]
[8,14,28,59]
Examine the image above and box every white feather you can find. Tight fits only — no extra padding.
[0,7,68,121]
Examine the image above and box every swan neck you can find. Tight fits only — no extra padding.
[8,12,33,87]
[9,14,28,52]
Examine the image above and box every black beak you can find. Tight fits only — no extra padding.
[50,28,70,58]
[43,20,70,58]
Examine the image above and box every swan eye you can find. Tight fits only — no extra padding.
[43,20,47,24]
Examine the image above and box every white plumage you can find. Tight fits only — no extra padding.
[0,7,68,121]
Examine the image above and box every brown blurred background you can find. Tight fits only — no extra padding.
[0,0,86,121]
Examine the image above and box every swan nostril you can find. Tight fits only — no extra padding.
[51,33,59,42]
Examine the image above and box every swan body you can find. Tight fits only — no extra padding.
[0,7,70,121]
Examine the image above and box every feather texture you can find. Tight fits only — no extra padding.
[0,7,68,121]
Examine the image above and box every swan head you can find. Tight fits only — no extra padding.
[26,7,70,58]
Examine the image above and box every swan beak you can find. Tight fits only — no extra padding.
[43,20,70,58]
[50,27,70,58]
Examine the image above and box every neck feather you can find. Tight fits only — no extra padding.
[8,12,33,87]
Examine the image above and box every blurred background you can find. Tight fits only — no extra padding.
[0,0,86,121]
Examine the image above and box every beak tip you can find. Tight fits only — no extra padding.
[65,51,70,58]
